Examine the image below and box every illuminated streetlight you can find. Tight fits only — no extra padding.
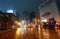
[37,19,40,22]
[7,9,14,13]
[15,21,20,26]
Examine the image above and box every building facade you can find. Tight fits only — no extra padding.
[39,0,60,22]
[5,13,19,28]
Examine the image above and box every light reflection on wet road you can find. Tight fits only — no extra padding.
[13,28,40,39]
[42,28,60,39]
[13,27,60,39]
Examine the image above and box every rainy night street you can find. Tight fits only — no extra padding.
[0,27,60,39]
[0,0,60,39]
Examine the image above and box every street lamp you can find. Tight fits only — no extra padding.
[15,21,20,26]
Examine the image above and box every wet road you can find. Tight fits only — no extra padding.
[12,27,60,39]
[1,27,60,39]
[13,28,41,39]
[42,28,60,39]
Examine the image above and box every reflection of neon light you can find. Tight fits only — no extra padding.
[20,22,27,35]
[16,28,20,36]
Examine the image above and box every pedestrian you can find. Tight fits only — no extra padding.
[52,18,56,28]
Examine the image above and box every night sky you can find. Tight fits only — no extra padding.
[0,0,45,19]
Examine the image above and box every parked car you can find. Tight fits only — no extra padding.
[43,18,56,29]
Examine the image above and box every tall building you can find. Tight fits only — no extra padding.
[0,11,8,30]
[39,0,60,22]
